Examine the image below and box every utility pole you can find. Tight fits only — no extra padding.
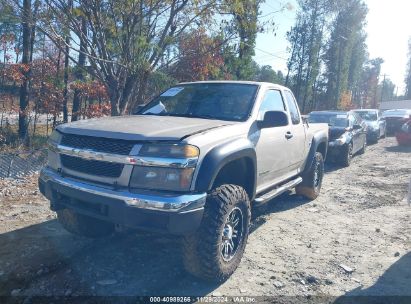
[380,74,388,104]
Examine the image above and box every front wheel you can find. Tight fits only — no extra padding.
[358,139,366,154]
[381,127,387,138]
[341,143,353,167]
[183,184,251,282]
[296,152,324,200]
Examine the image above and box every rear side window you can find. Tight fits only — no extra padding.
[284,91,301,124]
[258,90,285,118]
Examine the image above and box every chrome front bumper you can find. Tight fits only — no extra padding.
[39,167,207,234]
[39,167,206,212]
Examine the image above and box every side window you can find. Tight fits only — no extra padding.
[258,90,285,119]
[284,91,301,124]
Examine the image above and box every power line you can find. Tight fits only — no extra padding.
[254,46,289,61]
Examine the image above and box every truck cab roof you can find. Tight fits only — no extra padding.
[178,80,289,91]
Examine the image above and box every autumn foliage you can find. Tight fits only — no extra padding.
[71,81,111,118]
[173,29,225,81]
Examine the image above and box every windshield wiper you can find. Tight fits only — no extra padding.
[186,114,220,120]
[142,112,229,120]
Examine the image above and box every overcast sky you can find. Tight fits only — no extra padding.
[255,0,411,94]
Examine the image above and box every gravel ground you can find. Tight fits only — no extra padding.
[0,137,410,302]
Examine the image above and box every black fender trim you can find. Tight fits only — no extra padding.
[194,139,257,200]
[302,134,328,175]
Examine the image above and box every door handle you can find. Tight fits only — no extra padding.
[285,131,293,139]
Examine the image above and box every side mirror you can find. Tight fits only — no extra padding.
[353,124,362,130]
[257,111,289,129]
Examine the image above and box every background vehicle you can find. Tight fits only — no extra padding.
[395,116,411,146]
[382,109,411,136]
[39,81,329,282]
[353,109,386,143]
[308,111,367,167]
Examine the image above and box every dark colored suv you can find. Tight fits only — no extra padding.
[308,111,367,167]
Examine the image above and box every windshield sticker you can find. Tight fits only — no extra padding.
[161,87,184,97]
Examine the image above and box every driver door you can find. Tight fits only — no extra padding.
[255,89,290,191]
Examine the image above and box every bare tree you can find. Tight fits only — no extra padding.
[40,0,217,115]
[18,0,32,141]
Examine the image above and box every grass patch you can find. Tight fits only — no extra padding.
[0,123,51,153]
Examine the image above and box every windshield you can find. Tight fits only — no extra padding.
[308,113,348,127]
[137,83,258,121]
[355,111,378,121]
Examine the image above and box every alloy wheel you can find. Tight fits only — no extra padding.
[221,207,244,262]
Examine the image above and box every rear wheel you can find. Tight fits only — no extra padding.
[183,184,251,282]
[57,209,114,238]
[341,143,353,167]
[296,152,324,200]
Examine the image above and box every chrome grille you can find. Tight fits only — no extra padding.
[61,133,135,155]
[61,155,124,178]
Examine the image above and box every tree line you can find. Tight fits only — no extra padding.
[285,0,406,113]
[0,0,410,147]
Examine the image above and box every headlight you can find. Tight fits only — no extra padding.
[129,166,195,191]
[47,130,62,169]
[48,130,62,147]
[334,136,347,145]
[130,144,199,191]
[139,144,199,158]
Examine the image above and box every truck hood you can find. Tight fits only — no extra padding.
[56,115,233,141]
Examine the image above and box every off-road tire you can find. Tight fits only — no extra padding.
[296,152,324,200]
[341,143,353,167]
[57,209,114,238]
[183,184,251,282]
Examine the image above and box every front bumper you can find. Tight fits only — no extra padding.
[367,129,379,141]
[39,167,206,235]
[326,142,346,160]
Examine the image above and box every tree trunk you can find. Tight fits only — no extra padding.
[62,0,73,123]
[136,71,149,107]
[63,36,70,123]
[18,0,32,142]
[108,78,121,116]
[72,16,86,122]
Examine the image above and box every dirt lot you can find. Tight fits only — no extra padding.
[0,137,410,302]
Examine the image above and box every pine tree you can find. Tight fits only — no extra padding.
[324,0,368,109]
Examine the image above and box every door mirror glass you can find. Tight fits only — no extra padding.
[258,111,289,128]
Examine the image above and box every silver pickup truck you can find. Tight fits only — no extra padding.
[39,81,328,282]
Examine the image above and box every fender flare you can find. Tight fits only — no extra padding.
[194,138,257,199]
[302,133,328,176]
